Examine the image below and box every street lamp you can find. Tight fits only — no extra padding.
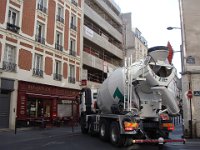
[167,26,181,30]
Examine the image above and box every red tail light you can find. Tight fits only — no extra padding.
[124,121,139,131]
[53,112,57,117]
[161,123,175,131]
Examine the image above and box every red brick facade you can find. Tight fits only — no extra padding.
[35,47,44,53]
[10,0,21,8]
[77,18,81,56]
[64,9,70,51]
[46,0,56,45]
[78,0,82,8]
[1,0,82,84]
[63,62,68,79]
[18,49,32,71]
[6,37,17,43]
[21,0,36,36]
[76,66,80,82]
[0,0,7,24]
[45,57,53,75]
[0,42,2,61]
[20,42,33,49]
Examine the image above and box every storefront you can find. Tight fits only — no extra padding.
[17,81,80,127]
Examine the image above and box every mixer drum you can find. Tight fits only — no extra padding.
[97,68,125,113]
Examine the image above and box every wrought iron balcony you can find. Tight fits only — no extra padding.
[68,76,75,84]
[69,50,76,56]
[37,4,47,14]
[35,35,45,45]
[7,23,20,33]
[56,15,64,23]
[2,61,17,72]
[33,68,43,77]
[70,23,77,31]
[54,73,62,81]
[55,43,63,51]
[71,0,78,6]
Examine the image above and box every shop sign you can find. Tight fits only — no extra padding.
[81,80,87,86]
[62,100,72,104]
[194,91,200,96]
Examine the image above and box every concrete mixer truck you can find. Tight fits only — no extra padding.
[80,46,185,147]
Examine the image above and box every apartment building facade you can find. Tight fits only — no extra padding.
[179,0,200,138]
[122,13,148,63]
[82,0,124,89]
[0,0,83,129]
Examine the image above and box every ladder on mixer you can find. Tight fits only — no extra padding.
[124,57,133,112]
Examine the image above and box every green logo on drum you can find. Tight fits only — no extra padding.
[113,87,124,101]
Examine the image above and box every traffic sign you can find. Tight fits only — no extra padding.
[187,90,193,99]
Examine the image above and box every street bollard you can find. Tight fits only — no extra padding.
[14,117,17,134]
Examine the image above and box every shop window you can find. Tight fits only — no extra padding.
[69,64,75,84]
[33,53,43,77]
[27,98,51,118]
[3,44,17,72]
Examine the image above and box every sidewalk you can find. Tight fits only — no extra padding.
[169,122,200,145]
[0,125,81,145]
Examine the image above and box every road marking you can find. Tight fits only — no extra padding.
[42,141,65,147]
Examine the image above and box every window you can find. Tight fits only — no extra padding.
[70,14,76,31]
[7,8,20,33]
[3,44,16,72]
[56,5,64,23]
[69,64,75,83]
[54,60,62,81]
[55,31,63,51]
[37,0,47,14]
[71,0,78,6]
[69,38,76,56]
[35,22,45,44]
[33,53,43,77]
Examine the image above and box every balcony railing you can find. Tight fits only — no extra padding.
[69,50,76,56]
[56,15,64,23]
[70,23,77,31]
[71,0,78,6]
[55,43,63,51]
[68,76,75,84]
[2,61,17,72]
[37,4,47,14]
[35,35,45,45]
[54,73,62,81]
[7,23,20,33]
[33,68,43,77]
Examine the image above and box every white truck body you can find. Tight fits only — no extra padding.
[80,46,184,147]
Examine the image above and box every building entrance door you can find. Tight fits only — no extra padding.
[0,94,10,128]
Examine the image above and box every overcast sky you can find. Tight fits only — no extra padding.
[114,0,182,76]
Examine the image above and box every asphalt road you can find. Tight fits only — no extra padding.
[0,124,199,150]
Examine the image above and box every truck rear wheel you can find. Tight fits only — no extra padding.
[110,122,125,147]
[99,119,109,141]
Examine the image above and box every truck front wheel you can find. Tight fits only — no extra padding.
[110,122,125,147]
